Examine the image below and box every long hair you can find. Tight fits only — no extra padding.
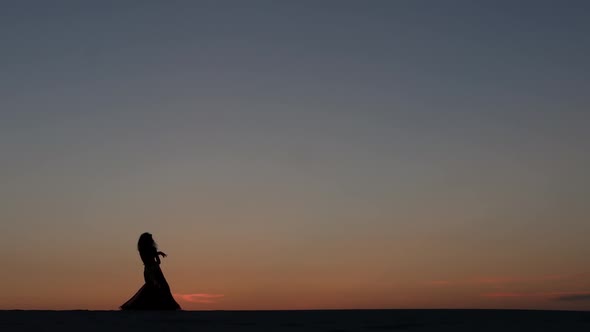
[138,232,157,253]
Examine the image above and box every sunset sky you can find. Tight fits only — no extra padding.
[1,1,589,311]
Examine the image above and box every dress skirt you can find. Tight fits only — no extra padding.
[121,264,181,310]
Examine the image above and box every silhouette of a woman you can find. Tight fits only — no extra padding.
[121,232,181,310]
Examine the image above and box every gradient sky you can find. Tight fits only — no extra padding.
[1,0,589,311]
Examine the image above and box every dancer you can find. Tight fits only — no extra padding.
[121,232,181,310]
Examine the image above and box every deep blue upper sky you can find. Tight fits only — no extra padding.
[2,1,588,185]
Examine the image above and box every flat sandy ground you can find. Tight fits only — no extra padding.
[1,309,589,331]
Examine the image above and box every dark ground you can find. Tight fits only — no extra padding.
[1,309,590,331]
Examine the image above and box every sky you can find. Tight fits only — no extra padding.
[1,0,589,311]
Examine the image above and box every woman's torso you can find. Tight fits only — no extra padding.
[139,247,158,266]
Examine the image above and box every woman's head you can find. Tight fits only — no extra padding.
[138,232,157,252]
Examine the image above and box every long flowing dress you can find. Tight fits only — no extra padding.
[120,247,181,310]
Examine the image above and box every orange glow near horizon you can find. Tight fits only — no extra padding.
[3,220,590,311]
[3,267,590,311]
